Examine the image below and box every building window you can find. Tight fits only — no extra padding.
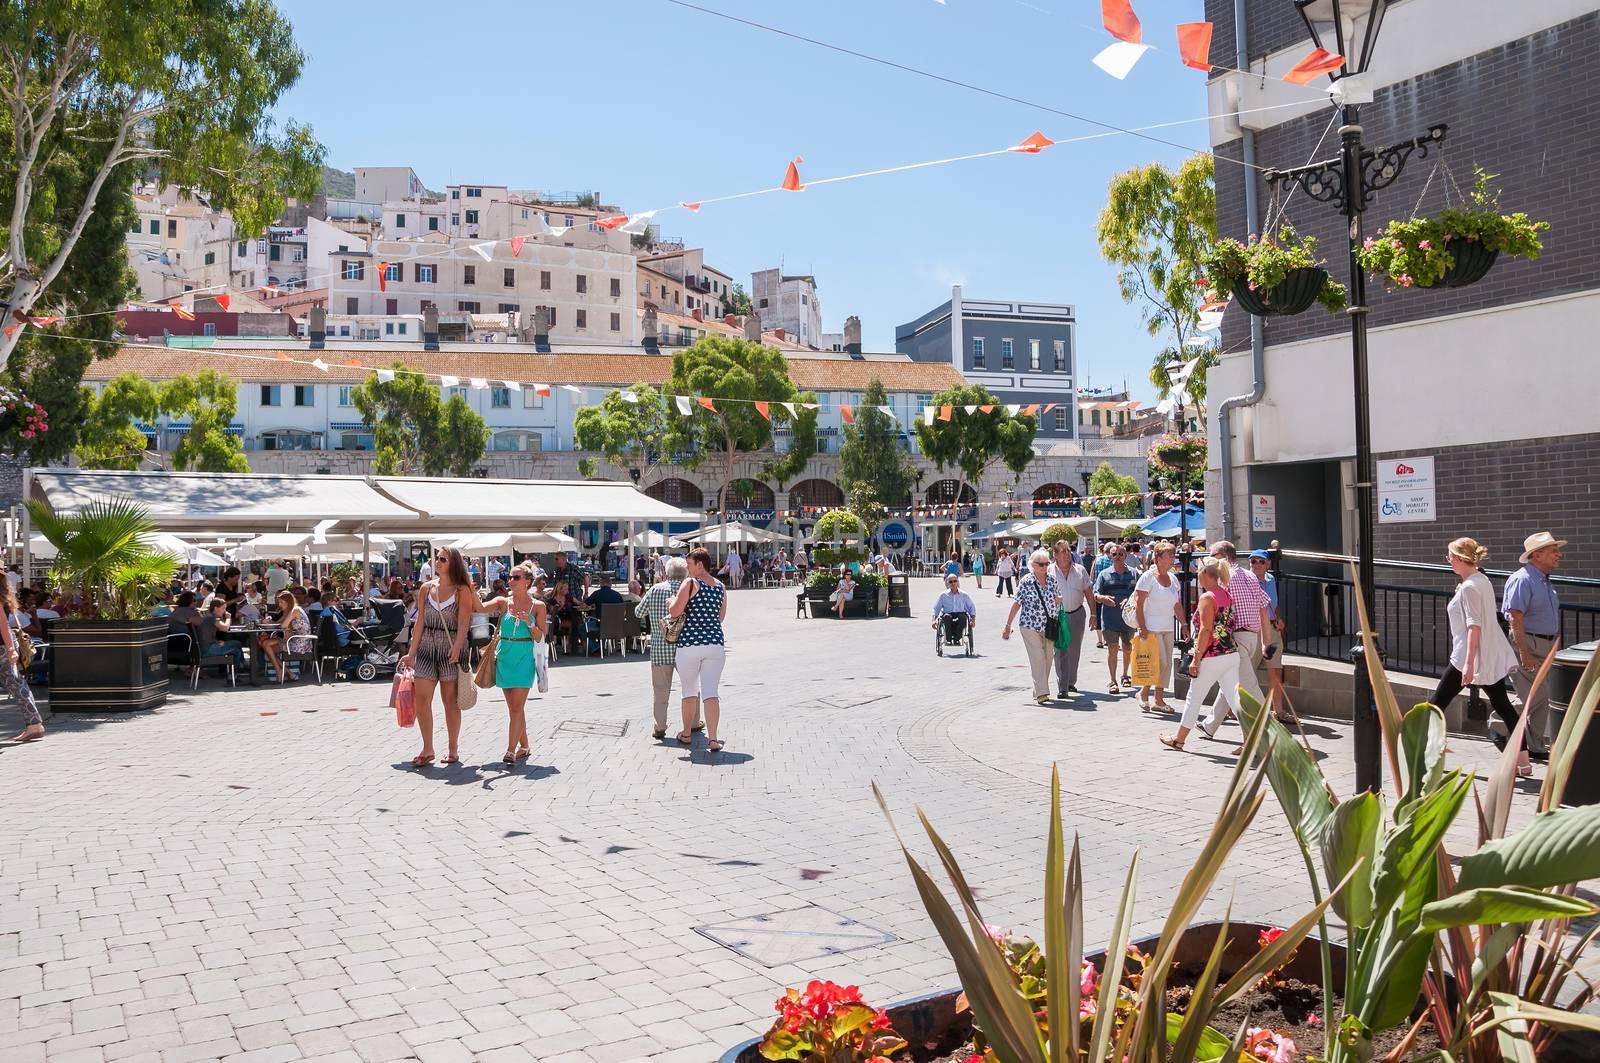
[503,267,515,287]
[564,214,574,227]
[576,309,587,330]
[972,337,985,368]
[609,312,621,331]
[346,297,358,314]
[149,219,160,235]
[540,271,551,290]
[237,241,247,256]
[451,189,459,199]
[417,264,435,283]
[398,323,407,334]
[427,217,439,231]
[609,277,621,298]
[269,243,280,261]
[458,300,480,313]
[1054,340,1066,372]
[167,219,177,237]
[759,297,769,309]
[1091,409,1101,427]
[465,209,479,225]
[660,284,667,299]
[520,208,529,220]
[497,302,519,314]
[293,385,313,407]
[339,431,374,451]
[466,187,481,197]
[383,322,394,335]
[1001,339,1014,369]
[202,322,216,337]
[491,387,511,408]
[576,274,587,294]
[394,213,406,228]
[1054,407,1067,431]
[463,265,476,285]
[203,251,215,266]
[1030,339,1040,370]
[260,384,281,406]
[547,308,556,327]
[341,260,363,281]
[385,298,397,314]
[384,262,401,283]
[450,213,459,226]
[524,389,544,409]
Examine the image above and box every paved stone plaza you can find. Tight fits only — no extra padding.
[1,578,1539,1063]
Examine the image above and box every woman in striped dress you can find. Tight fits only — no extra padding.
[401,547,474,767]
[667,547,728,753]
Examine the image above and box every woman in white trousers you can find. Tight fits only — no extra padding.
[1160,558,1241,750]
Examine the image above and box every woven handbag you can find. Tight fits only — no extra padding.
[474,632,499,688]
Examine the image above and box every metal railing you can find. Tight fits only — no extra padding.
[1271,549,1600,678]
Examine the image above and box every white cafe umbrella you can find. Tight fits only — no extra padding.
[681,521,792,545]
[230,532,396,560]
[29,532,228,567]
[444,531,577,554]
[623,529,685,550]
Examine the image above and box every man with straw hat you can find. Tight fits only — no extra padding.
[1501,531,1567,759]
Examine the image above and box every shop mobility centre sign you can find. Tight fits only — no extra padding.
[1377,456,1436,524]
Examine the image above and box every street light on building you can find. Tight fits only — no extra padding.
[1164,357,1195,615]
[1268,0,1442,793]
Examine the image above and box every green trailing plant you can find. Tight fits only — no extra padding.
[26,497,179,620]
[1148,433,1206,474]
[874,709,1353,1063]
[1204,226,1348,313]
[1355,168,1549,290]
[1236,565,1600,1063]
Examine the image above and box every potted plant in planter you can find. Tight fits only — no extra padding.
[1204,225,1349,316]
[27,497,180,711]
[1149,432,1206,474]
[1355,167,1549,291]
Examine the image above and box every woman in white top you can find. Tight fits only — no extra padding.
[1433,537,1530,776]
[1133,541,1185,711]
[994,547,1017,598]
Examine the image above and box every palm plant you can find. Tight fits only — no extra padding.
[26,497,180,620]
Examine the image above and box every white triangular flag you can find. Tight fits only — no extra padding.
[555,384,576,396]
[502,379,521,391]
[548,226,572,237]
[801,402,819,411]
[440,375,459,387]
[469,377,488,388]
[376,369,396,383]
[963,404,977,415]
[878,405,895,417]
[675,395,693,416]
[311,358,329,373]
[923,405,936,426]
[621,389,639,403]
[1093,41,1150,80]
[469,242,495,261]
[1156,396,1175,416]
[782,402,797,417]
[1005,404,1021,416]
[619,211,657,235]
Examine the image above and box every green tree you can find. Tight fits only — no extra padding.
[1097,155,1217,404]
[725,283,753,317]
[665,335,818,519]
[839,376,914,511]
[0,0,325,368]
[77,372,161,469]
[572,382,672,486]
[162,370,248,473]
[1085,461,1142,519]
[1040,523,1080,549]
[913,383,1037,540]
[351,366,490,477]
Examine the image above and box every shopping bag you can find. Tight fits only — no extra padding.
[1054,607,1073,650]
[392,665,415,728]
[474,633,499,688]
[454,663,478,710]
[534,642,550,693]
[1129,633,1162,687]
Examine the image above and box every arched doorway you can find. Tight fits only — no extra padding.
[1032,482,1080,518]
[645,477,704,509]
[715,480,776,526]
[924,479,977,506]
[789,478,845,512]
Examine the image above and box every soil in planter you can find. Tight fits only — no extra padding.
[913,980,1440,1062]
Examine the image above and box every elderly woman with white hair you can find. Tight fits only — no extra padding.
[635,555,699,741]
[1002,548,1065,704]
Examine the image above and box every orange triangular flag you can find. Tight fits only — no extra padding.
[1102,0,1142,43]
[510,236,525,257]
[1022,403,1039,415]
[378,263,388,292]
[1043,404,1057,414]
[3,325,15,339]
[1284,48,1345,85]
[596,214,628,230]
[173,307,195,321]
[782,157,803,192]
[344,358,362,369]
[214,294,230,311]
[979,404,995,414]
[754,400,770,421]
[25,314,58,326]
[840,404,854,425]
[1176,22,1213,71]
[938,405,953,422]
[698,396,717,411]
[1012,131,1055,154]
[680,201,701,212]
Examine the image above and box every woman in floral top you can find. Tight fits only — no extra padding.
[1160,557,1241,751]
[1002,548,1064,705]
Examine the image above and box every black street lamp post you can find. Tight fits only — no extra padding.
[1164,357,1195,617]
[1266,0,1443,792]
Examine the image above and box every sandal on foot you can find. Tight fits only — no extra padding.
[652,728,667,741]
[412,753,435,768]
[1121,674,1133,688]
[707,739,724,753]
[1159,734,1185,751]
[676,732,692,745]
[503,750,516,767]
[515,746,531,760]
[440,754,460,765]
[1109,683,1121,695]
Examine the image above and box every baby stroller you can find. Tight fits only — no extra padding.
[333,598,407,681]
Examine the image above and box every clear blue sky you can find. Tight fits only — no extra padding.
[272,0,1224,400]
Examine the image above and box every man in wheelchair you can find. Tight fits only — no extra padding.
[932,572,976,644]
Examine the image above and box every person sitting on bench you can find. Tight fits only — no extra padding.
[933,573,976,642]
[832,570,857,618]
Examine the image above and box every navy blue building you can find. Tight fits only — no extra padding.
[893,285,1077,439]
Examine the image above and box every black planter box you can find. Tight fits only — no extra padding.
[47,618,170,712]
[1549,641,1598,806]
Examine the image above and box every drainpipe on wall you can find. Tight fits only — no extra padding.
[1215,0,1266,542]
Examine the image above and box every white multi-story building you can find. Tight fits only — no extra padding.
[751,268,822,347]
[638,249,734,320]
[354,166,427,203]
[127,186,240,301]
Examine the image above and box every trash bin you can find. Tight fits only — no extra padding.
[888,574,911,618]
[1549,640,1599,807]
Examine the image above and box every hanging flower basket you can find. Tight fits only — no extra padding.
[1354,168,1547,291]
[0,384,49,455]
[1203,226,1348,317]
[1150,433,1206,472]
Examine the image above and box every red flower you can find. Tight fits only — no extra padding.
[1258,927,1285,948]
[870,1009,892,1030]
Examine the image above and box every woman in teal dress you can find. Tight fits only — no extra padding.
[481,562,547,767]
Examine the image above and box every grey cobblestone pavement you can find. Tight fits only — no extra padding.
[1,578,1541,1062]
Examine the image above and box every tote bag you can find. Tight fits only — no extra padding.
[533,641,550,693]
[454,663,478,710]
[1129,633,1163,686]
[391,664,415,728]
[474,632,499,688]
[1054,607,1073,650]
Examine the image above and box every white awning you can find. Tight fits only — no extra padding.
[623,530,684,550]
[443,531,577,554]
[369,477,697,530]
[1010,516,1135,539]
[28,469,413,534]
[230,532,397,560]
[27,532,229,567]
[680,521,793,545]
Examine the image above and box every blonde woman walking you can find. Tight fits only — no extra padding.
[480,562,547,767]
[1133,541,1184,711]
[401,546,474,767]
[1160,558,1241,751]
[1434,537,1530,776]
[1002,548,1064,705]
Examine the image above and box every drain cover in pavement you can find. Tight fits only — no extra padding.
[554,719,629,737]
[695,904,895,967]
[795,692,892,713]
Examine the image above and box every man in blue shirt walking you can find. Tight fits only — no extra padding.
[1502,531,1565,758]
